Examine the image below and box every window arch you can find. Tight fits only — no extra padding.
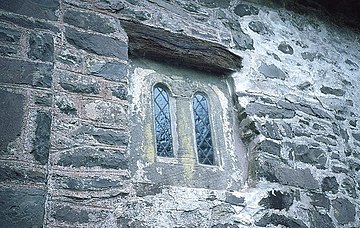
[192,93,214,165]
[153,84,174,157]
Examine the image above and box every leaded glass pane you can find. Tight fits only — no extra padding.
[153,85,174,157]
[193,94,214,165]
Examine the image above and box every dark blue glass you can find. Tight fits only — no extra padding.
[193,94,214,165]
[153,85,174,157]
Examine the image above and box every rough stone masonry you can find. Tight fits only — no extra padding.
[0,0,359,227]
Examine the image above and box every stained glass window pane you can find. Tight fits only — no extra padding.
[153,85,174,157]
[193,94,214,165]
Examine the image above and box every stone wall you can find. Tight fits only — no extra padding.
[0,0,359,227]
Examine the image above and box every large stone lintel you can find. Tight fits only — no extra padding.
[121,20,242,74]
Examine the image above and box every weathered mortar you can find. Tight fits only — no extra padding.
[0,0,359,227]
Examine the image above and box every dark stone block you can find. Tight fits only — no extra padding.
[301,52,317,62]
[258,140,281,156]
[199,0,231,8]
[57,147,129,170]
[342,177,357,198]
[352,133,360,142]
[112,85,128,100]
[0,187,45,227]
[255,213,307,228]
[135,183,162,197]
[275,167,318,190]
[0,165,46,183]
[278,42,294,55]
[65,27,128,59]
[332,198,356,224]
[54,205,89,223]
[35,94,52,107]
[0,57,53,88]
[0,14,60,33]
[225,192,245,206]
[0,26,21,44]
[122,20,242,74]
[0,45,17,56]
[0,0,59,21]
[308,210,335,228]
[310,192,330,210]
[55,95,77,115]
[246,102,295,119]
[94,0,125,12]
[321,176,339,193]
[60,176,121,190]
[89,61,128,81]
[76,125,129,146]
[248,21,272,35]
[314,136,336,146]
[261,121,282,140]
[224,20,254,51]
[64,9,116,34]
[320,86,345,96]
[259,63,286,80]
[259,190,294,210]
[59,74,100,94]
[291,145,326,169]
[28,32,54,62]
[234,4,259,17]
[31,111,52,165]
[0,89,24,152]
[297,81,311,90]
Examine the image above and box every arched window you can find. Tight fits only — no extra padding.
[193,93,214,165]
[153,84,174,157]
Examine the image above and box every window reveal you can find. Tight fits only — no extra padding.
[193,94,214,165]
[153,85,174,157]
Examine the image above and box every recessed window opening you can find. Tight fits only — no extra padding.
[193,93,214,165]
[153,84,174,157]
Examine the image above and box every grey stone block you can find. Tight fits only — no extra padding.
[59,176,122,190]
[225,192,245,206]
[320,86,345,96]
[234,4,259,17]
[0,13,60,33]
[310,192,330,210]
[255,213,307,228]
[0,0,59,21]
[53,205,89,223]
[59,73,100,94]
[0,57,53,88]
[0,89,24,152]
[64,9,117,34]
[65,27,128,59]
[275,167,319,190]
[55,95,77,115]
[0,187,46,228]
[332,198,356,224]
[89,61,128,81]
[258,140,281,156]
[246,102,295,119]
[308,210,335,228]
[259,63,286,80]
[28,32,54,62]
[0,26,20,44]
[199,0,231,8]
[248,21,272,35]
[259,190,294,210]
[76,125,129,146]
[57,147,128,169]
[0,165,46,183]
[31,111,52,165]
[321,176,339,194]
[111,85,128,100]
[278,42,294,55]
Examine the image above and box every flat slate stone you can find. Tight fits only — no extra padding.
[0,0,59,21]
[0,14,60,33]
[320,86,345,96]
[278,42,294,55]
[259,63,286,80]
[332,198,356,224]
[89,61,128,81]
[0,165,46,183]
[64,9,117,34]
[0,187,46,227]
[234,4,259,17]
[0,57,53,88]
[256,213,307,228]
[198,0,231,8]
[259,190,294,210]
[31,111,52,165]
[28,32,54,62]
[308,210,335,228]
[0,89,24,152]
[54,205,89,223]
[65,27,128,60]
[0,26,21,44]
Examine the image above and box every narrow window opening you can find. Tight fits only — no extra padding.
[153,84,174,157]
[193,93,214,165]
